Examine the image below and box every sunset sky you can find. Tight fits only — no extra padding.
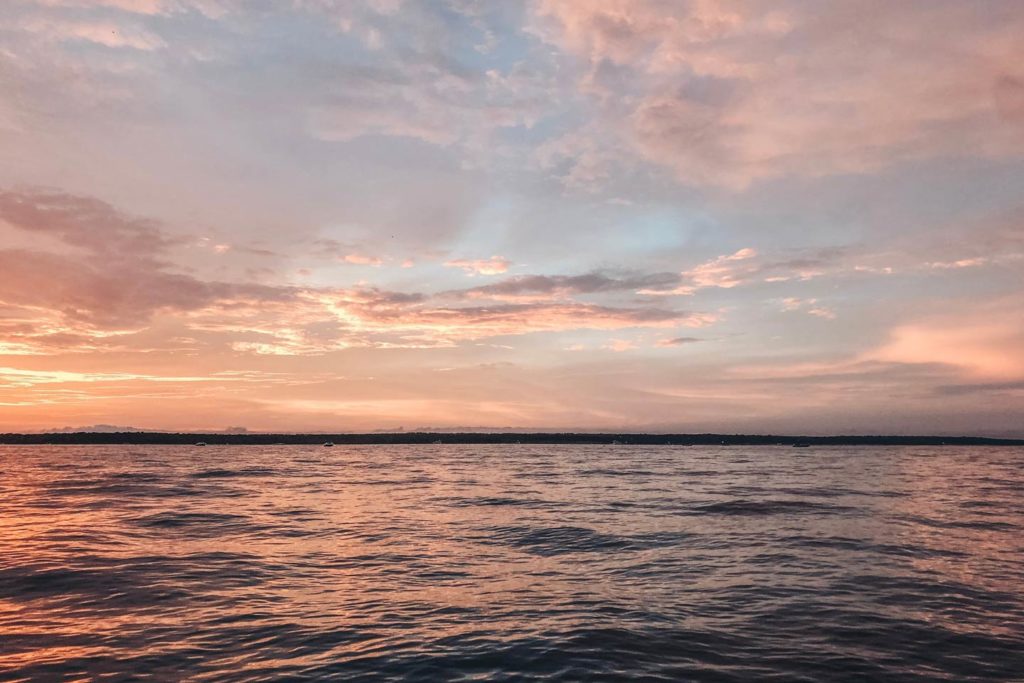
[1,0,1023,434]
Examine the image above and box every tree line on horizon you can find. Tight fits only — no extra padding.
[1,432,1022,446]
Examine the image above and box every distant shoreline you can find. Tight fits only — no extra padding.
[1,432,1022,446]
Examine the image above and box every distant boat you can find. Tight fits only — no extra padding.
[323,442,334,447]
[195,442,206,447]
[792,442,811,448]
[611,440,621,445]
[432,440,443,444]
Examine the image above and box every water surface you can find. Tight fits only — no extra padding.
[1,445,1022,681]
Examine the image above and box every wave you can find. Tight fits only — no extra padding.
[685,499,858,516]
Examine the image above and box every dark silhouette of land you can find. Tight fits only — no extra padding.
[1,432,1022,446]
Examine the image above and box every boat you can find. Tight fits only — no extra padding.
[195,441,206,447]
[792,442,811,448]
[323,442,334,447]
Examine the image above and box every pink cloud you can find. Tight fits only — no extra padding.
[925,258,987,270]
[0,190,720,356]
[533,0,1024,188]
[0,189,172,259]
[316,291,716,344]
[780,297,836,320]
[20,15,167,50]
[656,336,702,348]
[33,0,194,15]
[639,247,758,295]
[453,270,682,302]
[444,255,511,276]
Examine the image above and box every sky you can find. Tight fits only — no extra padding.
[0,0,1023,435]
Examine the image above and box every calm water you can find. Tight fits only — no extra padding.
[1,445,1022,682]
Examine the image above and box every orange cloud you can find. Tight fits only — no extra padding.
[343,253,384,266]
[872,308,1024,379]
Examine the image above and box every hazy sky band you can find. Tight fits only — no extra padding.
[0,0,1022,434]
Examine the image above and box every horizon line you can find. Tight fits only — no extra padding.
[2,431,1023,446]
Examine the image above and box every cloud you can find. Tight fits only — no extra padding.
[177,283,718,355]
[0,189,173,261]
[534,124,623,193]
[995,75,1024,124]
[639,247,759,295]
[310,240,395,267]
[0,189,719,355]
[343,253,384,266]
[0,189,295,337]
[532,0,1024,188]
[685,247,757,288]
[23,18,167,50]
[780,297,836,319]
[656,336,702,347]
[925,258,987,270]
[315,292,716,343]
[444,255,512,276]
[0,249,237,328]
[297,3,557,152]
[934,380,1024,397]
[870,302,1024,379]
[32,0,222,16]
[453,270,682,301]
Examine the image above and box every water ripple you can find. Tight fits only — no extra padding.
[0,443,1021,681]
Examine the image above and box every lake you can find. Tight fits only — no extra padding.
[1,444,1021,681]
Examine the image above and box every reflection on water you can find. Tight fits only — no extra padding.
[1,444,1022,681]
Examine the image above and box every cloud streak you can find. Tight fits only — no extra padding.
[444,256,512,276]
